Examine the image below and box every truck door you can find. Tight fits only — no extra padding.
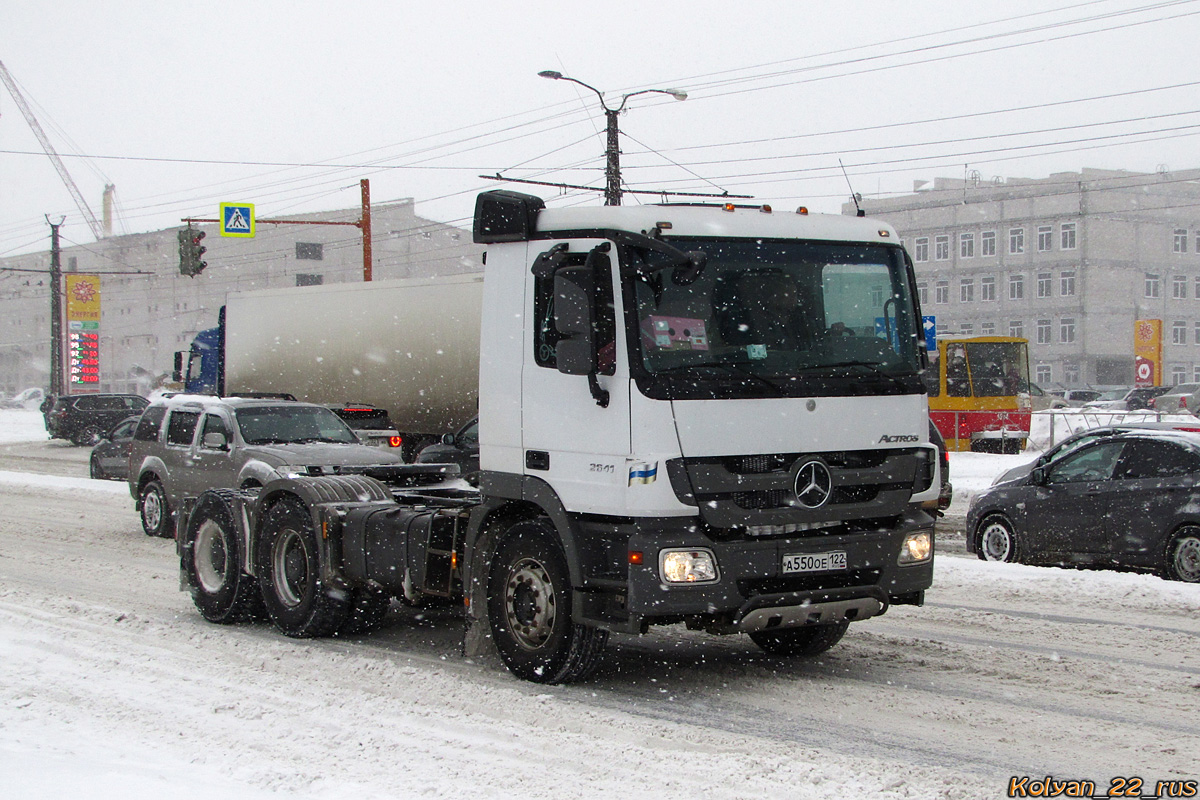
[521,239,632,513]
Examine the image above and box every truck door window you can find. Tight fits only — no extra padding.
[532,246,616,375]
[166,410,201,446]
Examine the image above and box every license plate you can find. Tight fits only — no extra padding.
[782,551,848,574]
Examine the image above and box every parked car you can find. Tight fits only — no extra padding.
[46,393,150,445]
[416,416,479,481]
[325,402,403,451]
[1028,382,1068,411]
[967,428,1200,582]
[1123,385,1172,411]
[127,395,409,538]
[88,415,141,481]
[1150,383,1200,415]
[1056,389,1104,407]
[0,387,45,410]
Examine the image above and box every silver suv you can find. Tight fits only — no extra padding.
[128,395,403,537]
[1152,383,1200,416]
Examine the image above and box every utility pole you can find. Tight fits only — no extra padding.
[538,71,687,206]
[47,216,64,396]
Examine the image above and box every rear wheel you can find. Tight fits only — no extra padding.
[139,479,174,539]
[183,490,263,623]
[256,496,349,637]
[487,520,607,684]
[89,454,105,480]
[1165,527,1200,583]
[749,621,849,656]
[72,425,103,447]
[977,515,1020,563]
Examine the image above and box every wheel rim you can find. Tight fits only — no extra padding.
[193,519,229,592]
[504,557,556,650]
[272,528,310,608]
[980,521,1013,561]
[1173,536,1200,582]
[142,487,163,531]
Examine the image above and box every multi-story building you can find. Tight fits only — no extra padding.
[852,167,1200,388]
[0,199,482,395]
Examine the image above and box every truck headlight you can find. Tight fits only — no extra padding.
[659,548,719,584]
[898,531,932,564]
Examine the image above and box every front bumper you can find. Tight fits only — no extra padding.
[600,508,933,632]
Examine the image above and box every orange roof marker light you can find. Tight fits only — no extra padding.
[796,206,809,215]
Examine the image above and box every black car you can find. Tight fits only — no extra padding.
[416,417,479,480]
[89,415,140,481]
[967,429,1200,582]
[47,393,150,445]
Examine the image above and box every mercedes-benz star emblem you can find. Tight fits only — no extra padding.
[794,460,833,509]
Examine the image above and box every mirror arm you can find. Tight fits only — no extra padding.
[588,374,610,408]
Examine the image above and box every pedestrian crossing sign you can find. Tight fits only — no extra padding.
[220,202,255,238]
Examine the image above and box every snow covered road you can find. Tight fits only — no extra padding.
[0,416,1197,799]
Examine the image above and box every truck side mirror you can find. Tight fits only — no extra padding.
[553,265,596,376]
[172,351,184,383]
[672,251,707,286]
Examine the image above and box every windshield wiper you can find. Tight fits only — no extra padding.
[655,362,785,392]
[800,361,911,390]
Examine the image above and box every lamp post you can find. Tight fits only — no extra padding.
[538,71,687,206]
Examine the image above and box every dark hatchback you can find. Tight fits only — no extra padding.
[47,393,150,445]
[89,415,140,481]
[416,417,479,480]
[967,429,1200,582]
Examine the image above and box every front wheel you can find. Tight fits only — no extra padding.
[749,621,849,656]
[256,497,349,638]
[1165,527,1200,583]
[139,479,175,539]
[487,520,607,684]
[183,490,263,623]
[977,515,1020,563]
[89,454,105,480]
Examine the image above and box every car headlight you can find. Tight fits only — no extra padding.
[276,466,311,479]
[659,548,719,584]
[898,531,932,564]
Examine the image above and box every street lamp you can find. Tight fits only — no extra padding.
[538,70,687,206]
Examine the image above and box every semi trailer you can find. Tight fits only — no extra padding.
[177,190,940,684]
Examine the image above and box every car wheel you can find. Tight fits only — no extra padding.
[139,479,175,539]
[89,454,105,480]
[977,515,1020,563]
[749,621,849,656]
[73,425,103,446]
[1165,527,1200,583]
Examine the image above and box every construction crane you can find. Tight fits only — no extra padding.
[0,59,106,241]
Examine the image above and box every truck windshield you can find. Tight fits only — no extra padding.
[234,405,359,445]
[623,237,923,399]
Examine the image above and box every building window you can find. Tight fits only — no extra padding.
[1173,321,1188,345]
[1036,319,1051,344]
[1172,366,1187,385]
[1060,270,1076,297]
[959,232,975,259]
[981,322,996,336]
[295,242,324,260]
[959,323,974,336]
[914,237,929,262]
[295,273,323,286]
[935,235,950,261]
[870,285,885,306]
[1064,363,1080,385]
[1010,320,1024,338]
[1145,273,1160,298]
[1060,222,1077,250]
[1009,274,1024,300]
[1194,322,1200,345]
[1194,366,1200,382]
[1037,272,1052,298]
[980,276,996,301]
[935,281,949,304]
[1174,275,1188,299]
[1174,229,1189,254]
[917,282,929,305]
[981,230,996,257]
[1060,318,1076,343]
[1036,364,1052,384]
[1038,226,1053,252]
[960,278,974,303]
[1009,228,1025,254]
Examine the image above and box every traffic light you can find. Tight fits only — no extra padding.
[178,227,207,276]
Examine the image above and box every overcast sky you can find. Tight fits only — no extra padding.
[1,0,1198,257]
